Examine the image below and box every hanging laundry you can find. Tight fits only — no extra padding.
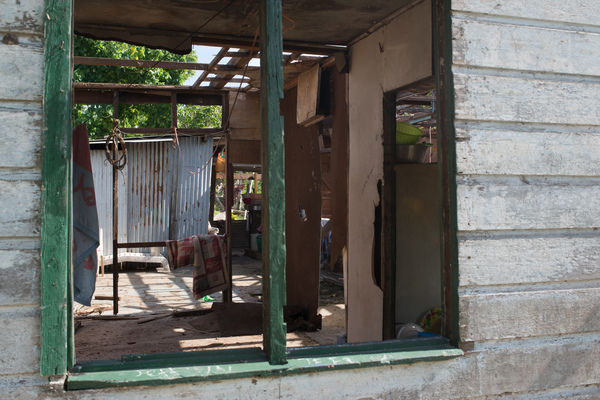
[166,235,229,300]
[72,124,100,306]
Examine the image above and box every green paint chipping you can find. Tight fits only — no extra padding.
[259,0,287,365]
[433,0,460,345]
[41,0,74,376]
[67,341,462,390]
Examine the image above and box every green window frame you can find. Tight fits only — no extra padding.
[41,0,461,387]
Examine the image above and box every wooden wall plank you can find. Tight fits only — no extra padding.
[229,128,260,141]
[0,308,40,375]
[452,0,600,27]
[228,140,261,165]
[0,107,42,168]
[0,250,40,306]
[460,288,600,341]
[296,65,321,126]
[459,236,600,287]
[453,19,600,76]
[282,86,321,320]
[329,68,349,264]
[382,0,432,92]
[456,127,600,176]
[454,73,600,126]
[0,37,43,102]
[0,179,40,237]
[457,176,600,231]
[228,92,260,130]
[347,26,385,343]
[0,0,44,33]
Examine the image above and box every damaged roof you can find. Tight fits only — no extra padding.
[74,0,415,54]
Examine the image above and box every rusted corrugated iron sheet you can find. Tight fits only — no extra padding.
[90,150,128,258]
[91,136,213,257]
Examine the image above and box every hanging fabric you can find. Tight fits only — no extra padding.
[73,123,100,306]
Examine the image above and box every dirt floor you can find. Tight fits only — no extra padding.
[74,254,345,362]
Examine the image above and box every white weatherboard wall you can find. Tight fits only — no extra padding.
[451,0,600,394]
[1,0,599,398]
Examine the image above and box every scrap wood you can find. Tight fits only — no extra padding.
[172,309,212,318]
[75,315,139,321]
[94,295,122,301]
[137,313,173,324]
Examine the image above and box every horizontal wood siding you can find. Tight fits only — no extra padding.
[0,308,40,375]
[452,0,600,362]
[0,0,44,33]
[0,0,45,387]
[459,236,600,286]
[0,36,44,102]
[0,107,42,168]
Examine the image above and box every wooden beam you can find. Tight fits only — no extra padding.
[210,50,254,90]
[73,82,242,91]
[192,34,346,56]
[260,0,287,365]
[192,47,230,89]
[74,56,233,71]
[73,89,222,106]
[118,128,221,135]
[41,0,73,376]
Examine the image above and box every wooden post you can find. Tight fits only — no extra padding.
[223,130,233,302]
[171,92,178,128]
[260,0,287,365]
[112,91,120,315]
[40,0,74,375]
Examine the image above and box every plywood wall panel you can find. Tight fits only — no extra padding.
[282,86,321,319]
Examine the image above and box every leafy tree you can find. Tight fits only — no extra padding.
[73,36,221,139]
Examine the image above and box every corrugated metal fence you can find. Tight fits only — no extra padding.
[91,136,214,258]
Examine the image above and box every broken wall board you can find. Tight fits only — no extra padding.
[296,64,324,126]
[346,1,432,343]
[329,68,349,265]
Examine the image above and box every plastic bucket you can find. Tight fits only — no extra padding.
[396,122,423,145]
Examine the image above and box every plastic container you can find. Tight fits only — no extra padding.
[396,122,423,145]
[256,234,262,253]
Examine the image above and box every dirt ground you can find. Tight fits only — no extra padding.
[75,254,345,362]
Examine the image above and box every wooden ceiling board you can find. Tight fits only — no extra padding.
[74,0,414,53]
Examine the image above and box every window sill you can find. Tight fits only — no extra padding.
[66,337,463,390]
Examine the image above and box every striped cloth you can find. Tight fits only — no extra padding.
[166,235,229,299]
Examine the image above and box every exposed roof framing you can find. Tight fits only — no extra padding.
[74,0,413,54]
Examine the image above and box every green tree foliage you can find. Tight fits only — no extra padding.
[73,36,221,139]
